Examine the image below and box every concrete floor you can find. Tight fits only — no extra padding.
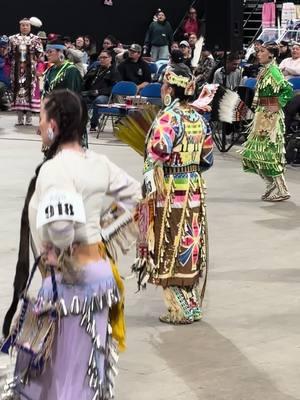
[0,113,300,399]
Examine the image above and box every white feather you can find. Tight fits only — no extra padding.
[218,89,240,123]
[29,17,43,28]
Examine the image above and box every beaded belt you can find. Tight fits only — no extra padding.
[163,165,201,174]
[258,97,279,107]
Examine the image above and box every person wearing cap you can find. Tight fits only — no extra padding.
[179,40,192,68]
[134,64,213,325]
[8,18,44,126]
[279,43,300,79]
[118,44,151,93]
[144,9,173,61]
[37,31,47,50]
[43,41,82,97]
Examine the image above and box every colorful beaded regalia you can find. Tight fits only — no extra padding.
[9,32,43,123]
[240,60,293,201]
[133,68,214,324]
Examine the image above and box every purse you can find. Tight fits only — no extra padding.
[1,256,59,380]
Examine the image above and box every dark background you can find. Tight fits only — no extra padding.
[1,0,204,44]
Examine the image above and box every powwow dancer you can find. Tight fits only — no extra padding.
[240,42,293,202]
[133,66,213,324]
[9,18,44,126]
[1,90,140,399]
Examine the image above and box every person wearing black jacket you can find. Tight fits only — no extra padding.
[144,10,173,61]
[82,49,120,131]
[118,44,151,93]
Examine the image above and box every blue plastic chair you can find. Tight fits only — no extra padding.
[147,62,158,75]
[140,83,161,98]
[96,81,138,136]
[140,83,162,106]
[288,77,300,91]
[244,78,257,89]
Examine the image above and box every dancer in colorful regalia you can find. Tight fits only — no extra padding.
[240,42,293,201]
[1,90,140,400]
[133,65,213,324]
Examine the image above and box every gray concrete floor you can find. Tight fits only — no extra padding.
[0,113,300,399]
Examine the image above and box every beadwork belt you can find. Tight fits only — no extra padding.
[163,165,201,175]
[258,97,279,107]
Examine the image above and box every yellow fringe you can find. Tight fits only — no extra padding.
[154,166,166,198]
[98,243,126,353]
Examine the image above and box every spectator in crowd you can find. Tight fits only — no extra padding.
[279,43,300,79]
[179,40,192,68]
[180,7,202,39]
[0,35,10,88]
[84,35,97,62]
[188,32,198,56]
[144,9,173,61]
[43,40,82,97]
[66,47,87,77]
[63,35,73,48]
[165,49,191,74]
[213,52,242,90]
[170,41,179,51]
[75,36,89,64]
[82,49,120,132]
[102,35,119,52]
[247,39,264,63]
[37,31,48,50]
[118,43,151,93]
[195,47,215,87]
[277,40,291,64]
[208,50,225,83]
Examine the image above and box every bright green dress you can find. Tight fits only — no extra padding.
[241,62,293,177]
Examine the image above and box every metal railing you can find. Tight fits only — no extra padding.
[243,0,262,28]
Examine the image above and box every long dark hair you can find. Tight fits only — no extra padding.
[2,90,84,337]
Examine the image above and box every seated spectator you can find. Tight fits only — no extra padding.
[179,40,192,68]
[102,35,119,52]
[213,53,242,90]
[118,44,151,93]
[195,47,215,87]
[277,40,291,64]
[208,50,225,83]
[170,41,179,51]
[279,43,300,79]
[82,50,120,132]
[84,35,98,63]
[163,49,191,78]
[247,39,264,64]
[0,35,10,87]
[75,36,89,64]
[188,32,198,58]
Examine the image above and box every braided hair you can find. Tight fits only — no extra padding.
[2,89,86,337]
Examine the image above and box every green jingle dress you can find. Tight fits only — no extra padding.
[241,61,293,182]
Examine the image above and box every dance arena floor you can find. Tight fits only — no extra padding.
[0,113,299,400]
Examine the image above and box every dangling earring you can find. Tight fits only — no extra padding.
[163,94,172,107]
[59,53,65,63]
[47,127,54,142]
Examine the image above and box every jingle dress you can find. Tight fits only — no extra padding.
[9,149,140,400]
[9,33,43,113]
[135,99,213,323]
[241,61,293,177]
